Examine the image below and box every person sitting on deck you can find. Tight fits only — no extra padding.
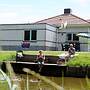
[68,44,75,58]
[36,50,45,72]
[57,44,75,64]
[57,52,69,64]
[16,50,23,58]
[36,50,45,64]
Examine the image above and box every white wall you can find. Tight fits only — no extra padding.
[0,30,23,46]
[79,37,88,43]
[0,23,46,30]
[46,30,56,41]
[0,41,22,46]
[46,24,56,32]
[80,44,88,51]
[30,41,45,46]
[37,30,46,40]
[45,30,56,47]
[58,33,66,43]
[0,30,23,40]
[45,24,57,47]
[59,27,89,33]
[0,23,49,48]
[58,27,90,51]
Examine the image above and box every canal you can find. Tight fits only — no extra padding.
[1,62,90,90]
[13,74,89,90]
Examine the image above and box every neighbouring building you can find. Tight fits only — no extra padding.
[0,8,90,51]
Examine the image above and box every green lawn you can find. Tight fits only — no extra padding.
[23,51,62,56]
[0,51,90,66]
[67,52,90,66]
[0,51,16,61]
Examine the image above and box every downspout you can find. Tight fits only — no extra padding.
[45,25,46,50]
[56,27,59,51]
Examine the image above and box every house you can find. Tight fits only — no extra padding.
[0,23,56,50]
[0,8,90,51]
[36,8,90,51]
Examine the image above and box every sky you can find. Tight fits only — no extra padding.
[0,0,90,24]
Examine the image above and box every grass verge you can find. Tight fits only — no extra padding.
[0,51,90,66]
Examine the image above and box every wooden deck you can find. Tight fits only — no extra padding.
[1,61,90,77]
[12,61,66,66]
[9,61,67,77]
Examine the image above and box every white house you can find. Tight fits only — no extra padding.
[0,23,57,50]
[36,8,90,51]
[0,8,90,51]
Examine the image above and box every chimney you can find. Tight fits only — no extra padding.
[64,8,72,14]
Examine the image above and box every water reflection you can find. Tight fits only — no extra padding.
[16,74,88,90]
[0,73,89,90]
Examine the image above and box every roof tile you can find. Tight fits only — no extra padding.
[36,14,90,26]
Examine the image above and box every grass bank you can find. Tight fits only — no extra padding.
[67,52,90,66]
[0,51,16,61]
[0,51,90,66]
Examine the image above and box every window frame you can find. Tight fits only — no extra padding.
[67,33,79,41]
[24,30,30,41]
[31,30,37,41]
[67,33,72,40]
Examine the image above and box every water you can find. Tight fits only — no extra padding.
[16,74,89,90]
[0,73,89,90]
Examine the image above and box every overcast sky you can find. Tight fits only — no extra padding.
[0,0,90,24]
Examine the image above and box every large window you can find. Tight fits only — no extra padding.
[24,31,30,40]
[67,33,79,41]
[73,34,79,41]
[67,33,72,40]
[24,30,37,41]
[31,30,37,40]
